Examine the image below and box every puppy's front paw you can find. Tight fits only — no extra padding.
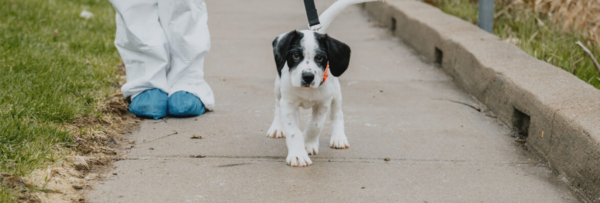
[330,135,350,149]
[266,125,285,138]
[305,140,319,155]
[286,151,312,167]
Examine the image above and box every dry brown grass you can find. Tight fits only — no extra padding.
[498,0,600,49]
[434,0,600,87]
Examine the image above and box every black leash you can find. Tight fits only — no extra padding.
[304,0,322,31]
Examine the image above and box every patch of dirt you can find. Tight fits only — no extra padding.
[9,65,141,203]
[1,174,41,203]
[19,91,139,203]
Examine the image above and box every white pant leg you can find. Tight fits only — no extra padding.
[157,0,215,110]
[110,0,170,98]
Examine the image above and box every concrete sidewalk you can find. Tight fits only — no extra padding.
[87,0,581,202]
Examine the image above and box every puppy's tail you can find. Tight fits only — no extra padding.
[317,0,382,34]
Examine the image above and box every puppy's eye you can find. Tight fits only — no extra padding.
[292,52,300,60]
[315,55,325,63]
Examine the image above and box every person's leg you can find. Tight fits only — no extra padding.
[158,0,214,116]
[110,0,170,119]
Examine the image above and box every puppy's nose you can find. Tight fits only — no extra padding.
[302,72,315,84]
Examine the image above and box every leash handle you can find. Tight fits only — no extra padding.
[304,0,322,31]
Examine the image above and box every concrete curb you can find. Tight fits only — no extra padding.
[363,0,600,201]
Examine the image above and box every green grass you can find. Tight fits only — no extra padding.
[431,0,600,88]
[0,186,18,203]
[0,0,119,200]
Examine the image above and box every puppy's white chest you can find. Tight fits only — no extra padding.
[299,100,318,109]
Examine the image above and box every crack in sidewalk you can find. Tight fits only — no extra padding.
[114,155,540,166]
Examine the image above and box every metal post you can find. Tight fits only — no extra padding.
[478,0,494,33]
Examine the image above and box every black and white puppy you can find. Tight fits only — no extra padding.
[267,0,379,167]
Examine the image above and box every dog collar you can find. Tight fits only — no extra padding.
[321,63,330,85]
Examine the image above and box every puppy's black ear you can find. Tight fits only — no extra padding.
[326,35,351,77]
[273,30,299,77]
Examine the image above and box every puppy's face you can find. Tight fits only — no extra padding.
[273,30,351,89]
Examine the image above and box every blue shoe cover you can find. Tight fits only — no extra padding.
[128,89,168,120]
[167,91,205,117]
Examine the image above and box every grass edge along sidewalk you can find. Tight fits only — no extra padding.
[0,0,133,202]
[427,0,600,89]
